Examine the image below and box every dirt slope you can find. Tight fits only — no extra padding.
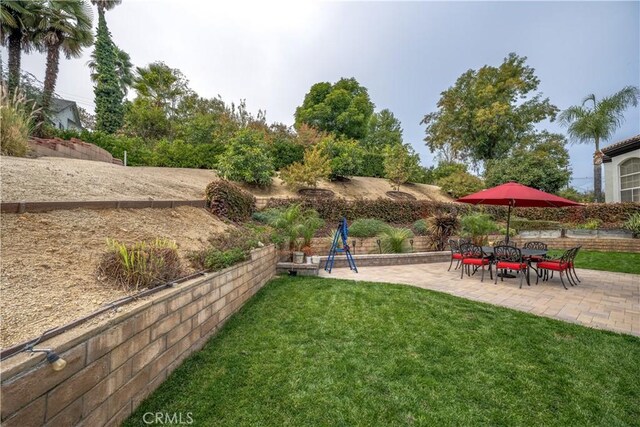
[0,156,451,202]
[0,207,228,348]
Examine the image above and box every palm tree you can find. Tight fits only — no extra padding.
[1,0,45,94]
[88,44,133,95]
[559,86,640,202]
[39,0,93,121]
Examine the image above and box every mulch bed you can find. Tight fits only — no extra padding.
[386,191,417,201]
[298,188,335,199]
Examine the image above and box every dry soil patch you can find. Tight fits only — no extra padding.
[0,206,228,348]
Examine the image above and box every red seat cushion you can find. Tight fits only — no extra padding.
[496,261,528,270]
[537,261,569,271]
[451,253,462,259]
[462,258,490,266]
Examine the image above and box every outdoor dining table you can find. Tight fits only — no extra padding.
[481,246,548,280]
[480,247,548,258]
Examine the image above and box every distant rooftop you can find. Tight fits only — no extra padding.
[602,134,640,162]
[50,98,77,113]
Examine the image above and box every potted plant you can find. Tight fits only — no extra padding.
[292,238,305,264]
[302,245,315,263]
[268,203,324,263]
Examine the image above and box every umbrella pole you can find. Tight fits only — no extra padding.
[506,204,512,244]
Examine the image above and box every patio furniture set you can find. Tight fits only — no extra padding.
[448,239,582,290]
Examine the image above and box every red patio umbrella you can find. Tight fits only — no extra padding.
[457,182,581,242]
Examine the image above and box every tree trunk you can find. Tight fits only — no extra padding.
[593,136,603,203]
[38,40,62,128]
[7,31,22,95]
[593,161,602,202]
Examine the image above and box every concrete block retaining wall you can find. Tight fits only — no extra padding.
[310,236,433,256]
[311,236,640,254]
[28,137,122,165]
[0,245,277,427]
[511,237,640,253]
[319,251,450,269]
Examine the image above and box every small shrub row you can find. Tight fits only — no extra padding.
[189,227,271,271]
[206,180,256,222]
[263,198,639,227]
[98,238,182,291]
[264,198,473,224]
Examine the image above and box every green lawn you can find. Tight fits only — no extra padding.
[547,249,640,274]
[125,277,640,427]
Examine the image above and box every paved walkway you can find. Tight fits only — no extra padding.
[319,262,640,337]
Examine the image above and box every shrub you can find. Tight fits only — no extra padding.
[497,225,517,238]
[217,129,275,186]
[252,208,282,224]
[98,238,182,291]
[379,227,414,253]
[269,136,305,170]
[0,84,38,156]
[349,218,391,237]
[412,219,428,236]
[359,151,385,177]
[426,214,459,251]
[574,219,601,230]
[460,213,497,245]
[203,248,247,271]
[279,144,331,190]
[383,144,420,190]
[189,227,271,271]
[431,161,467,181]
[206,180,256,222]
[436,171,484,199]
[319,136,365,180]
[623,213,640,237]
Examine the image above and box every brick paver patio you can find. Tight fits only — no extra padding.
[320,262,640,336]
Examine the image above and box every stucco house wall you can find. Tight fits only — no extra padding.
[603,136,640,203]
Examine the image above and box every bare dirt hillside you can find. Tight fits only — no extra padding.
[0,156,451,202]
[1,156,217,201]
[0,207,229,348]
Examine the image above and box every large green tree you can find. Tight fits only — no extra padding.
[484,132,572,193]
[91,0,124,133]
[363,109,403,149]
[295,77,374,140]
[1,0,45,94]
[421,53,558,167]
[558,86,639,202]
[39,0,93,125]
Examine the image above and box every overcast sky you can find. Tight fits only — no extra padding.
[6,0,639,190]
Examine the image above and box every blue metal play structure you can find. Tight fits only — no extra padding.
[324,217,358,274]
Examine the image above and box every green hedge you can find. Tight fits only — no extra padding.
[509,218,563,231]
[263,198,639,226]
[348,218,391,237]
[206,180,256,222]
